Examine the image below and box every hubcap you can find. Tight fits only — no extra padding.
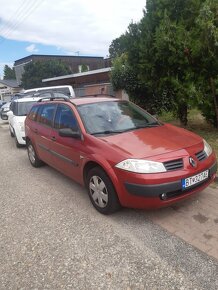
[89,176,108,208]
[28,144,35,164]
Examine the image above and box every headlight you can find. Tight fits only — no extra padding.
[3,108,9,112]
[115,159,166,173]
[203,139,212,157]
[18,122,24,132]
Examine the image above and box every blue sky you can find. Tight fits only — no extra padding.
[0,38,82,77]
[0,0,146,79]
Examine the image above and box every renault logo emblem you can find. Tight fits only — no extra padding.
[189,157,197,168]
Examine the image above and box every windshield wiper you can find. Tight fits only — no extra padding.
[135,122,160,129]
[91,130,126,136]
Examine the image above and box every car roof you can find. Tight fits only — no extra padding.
[30,95,122,107]
[71,96,122,106]
[13,96,43,103]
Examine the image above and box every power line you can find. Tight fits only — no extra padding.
[0,0,29,35]
[0,0,44,45]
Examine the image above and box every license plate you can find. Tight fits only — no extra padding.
[182,170,209,189]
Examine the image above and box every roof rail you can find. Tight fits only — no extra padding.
[37,96,71,102]
[78,94,116,98]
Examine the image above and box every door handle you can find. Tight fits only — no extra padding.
[51,136,56,141]
[33,128,38,134]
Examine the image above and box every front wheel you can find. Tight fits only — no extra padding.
[10,128,14,137]
[27,141,44,167]
[15,132,23,148]
[86,167,121,214]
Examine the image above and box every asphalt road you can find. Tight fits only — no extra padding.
[0,119,218,290]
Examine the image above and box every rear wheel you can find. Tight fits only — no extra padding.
[86,167,120,214]
[27,140,44,167]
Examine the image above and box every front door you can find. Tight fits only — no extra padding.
[49,104,83,183]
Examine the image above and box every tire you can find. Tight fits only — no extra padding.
[10,128,14,137]
[27,140,44,167]
[15,133,23,148]
[86,167,121,214]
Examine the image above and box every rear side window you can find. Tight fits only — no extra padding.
[37,104,56,127]
[28,105,39,121]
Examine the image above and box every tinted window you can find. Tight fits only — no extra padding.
[54,104,78,130]
[28,105,39,121]
[37,104,56,127]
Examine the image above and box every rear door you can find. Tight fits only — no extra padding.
[33,103,57,165]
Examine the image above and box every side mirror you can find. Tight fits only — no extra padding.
[59,128,81,139]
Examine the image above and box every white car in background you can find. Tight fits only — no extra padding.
[8,97,42,147]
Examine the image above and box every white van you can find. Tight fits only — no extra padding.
[24,85,75,98]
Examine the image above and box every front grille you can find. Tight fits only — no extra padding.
[163,158,184,171]
[195,150,207,162]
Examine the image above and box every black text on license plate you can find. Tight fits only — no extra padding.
[182,170,209,189]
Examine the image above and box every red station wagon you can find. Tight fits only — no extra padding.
[25,95,217,214]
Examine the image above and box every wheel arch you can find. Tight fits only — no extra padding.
[83,159,121,201]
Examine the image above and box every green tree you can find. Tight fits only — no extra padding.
[21,60,71,89]
[3,65,16,79]
[81,64,89,72]
[109,34,128,58]
[191,0,218,126]
[110,0,218,126]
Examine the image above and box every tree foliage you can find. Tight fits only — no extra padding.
[21,60,71,89]
[3,65,16,80]
[109,0,218,126]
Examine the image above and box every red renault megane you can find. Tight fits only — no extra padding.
[25,95,217,214]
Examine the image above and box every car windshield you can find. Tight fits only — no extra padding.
[77,100,161,136]
[17,101,37,116]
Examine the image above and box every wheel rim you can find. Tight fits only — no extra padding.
[28,144,36,164]
[89,175,108,208]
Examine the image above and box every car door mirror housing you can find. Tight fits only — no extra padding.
[59,128,81,139]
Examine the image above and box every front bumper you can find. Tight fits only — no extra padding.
[125,162,217,199]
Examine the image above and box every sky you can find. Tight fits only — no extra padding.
[0,0,146,79]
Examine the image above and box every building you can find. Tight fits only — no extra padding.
[14,54,107,85]
[0,79,22,101]
[42,67,129,100]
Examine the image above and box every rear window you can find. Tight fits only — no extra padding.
[16,101,37,116]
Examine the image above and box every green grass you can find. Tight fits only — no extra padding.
[159,109,218,157]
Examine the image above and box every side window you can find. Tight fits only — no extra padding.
[10,102,15,114]
[37,104,56,127]
[28,105,39,121]
[38,93,52,100]
[53,92,69,98]
[54,104,78,130]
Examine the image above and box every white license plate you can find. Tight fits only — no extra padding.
[182,170,209,189]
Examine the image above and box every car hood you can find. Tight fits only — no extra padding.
[99,124,203,159]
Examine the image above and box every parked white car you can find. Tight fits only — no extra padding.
[8,97,42,147]
[0,102,11,120]
[24,85,75,98]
